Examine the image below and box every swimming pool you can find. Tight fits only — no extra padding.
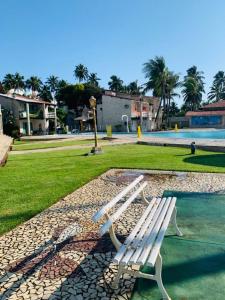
[144,130,225,139]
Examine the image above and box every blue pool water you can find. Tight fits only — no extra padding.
[144,130,225,139]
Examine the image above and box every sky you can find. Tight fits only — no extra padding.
[1,0,225,106]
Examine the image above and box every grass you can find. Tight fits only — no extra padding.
[1,144,225,235]
[12,138,107,151]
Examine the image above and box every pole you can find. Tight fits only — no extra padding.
[26,103,31,135]
[93,107,98,148]
[140,96,143,130]
[0,104,3,135]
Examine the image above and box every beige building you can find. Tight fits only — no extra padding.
[0,93,57,135]
[97,91,161,132]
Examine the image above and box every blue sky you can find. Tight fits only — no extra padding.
[1,0,225,105]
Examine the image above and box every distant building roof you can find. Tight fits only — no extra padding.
[202,100,225,109]
[186,110,225,117]
[103,90,159,103]
[0,93,56,105]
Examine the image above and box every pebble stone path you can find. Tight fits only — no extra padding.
[1,169,225,300]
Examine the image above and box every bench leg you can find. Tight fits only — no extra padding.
[155,253,171,300]
[111,265,125,289]
[171,207,183,236]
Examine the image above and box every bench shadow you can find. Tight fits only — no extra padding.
[49,232,131,300]
[183,154,225,168]
[0,231,131,300]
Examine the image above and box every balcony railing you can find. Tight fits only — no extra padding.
[47,112,55,118]
[19,111,44,119]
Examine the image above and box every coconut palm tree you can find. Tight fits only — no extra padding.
[2,73,24,93]
[13,73,25,91]
[208,71,225,101]
[46,75,59,100]
[182,77,202,111]
[143,56,169,127]
[165,72,180,125]
[108,75,124,92]
[74,64,89,82]
[185,66,205,93]
[2,74,15,91]
[88,73,100,86]
[126,80,142,95]
[182,66,205,111]
[26,76,42,97]
[38,85,52,102]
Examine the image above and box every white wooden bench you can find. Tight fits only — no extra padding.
[92,175,183,300]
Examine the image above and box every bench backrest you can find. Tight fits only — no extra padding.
[92,175,147,236]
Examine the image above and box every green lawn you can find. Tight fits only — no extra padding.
[1,144,225,235]
[12,138,107,151]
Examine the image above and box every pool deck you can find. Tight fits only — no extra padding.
[20,130,225,153]
[138,136,225,152]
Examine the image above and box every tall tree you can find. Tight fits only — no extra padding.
[182,66,205,111]
[26,76,42,97]
[13,72,25,91]
[88,73,100,86]
[208,71,225,101]
[38,85,52,102]
[143,56,169,127]
[46,75,59,100]
[74,64,88,82]
[165,72,180,125]
[182,77,202,111]
[185,66,205,92]
[2,74,15,91]
[2,73,24,93]
[126,80,142,95]
[108,75,123,92]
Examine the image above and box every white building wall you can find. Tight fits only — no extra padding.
[97,95,132,132]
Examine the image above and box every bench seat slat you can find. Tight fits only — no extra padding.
[118,198,163,265]
[147,197,176,267]
[136,197,176,266]
[100,182,148,236]
[113,197,159,264]
[123,198,168,265]
[92,175,144,223]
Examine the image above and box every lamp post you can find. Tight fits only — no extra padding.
[89,96,102,155]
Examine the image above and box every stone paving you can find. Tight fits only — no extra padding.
[1,169,225,300]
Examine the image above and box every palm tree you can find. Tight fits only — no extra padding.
[182,66,205,111]
[26,76,42,97]
[165,72,180,126]
[38,85,52,102]
[74,64,88,82]
[13,72,25,91]
[58,79,68,90]
[2,73,24,93]
[88,73,100,86]
[208,71,225,101]
[185,66,205,93]
[126,80,142,95]
[46,75,59,100]
[182,77,202,111]
[108,75,124,92]
[143,56,169,127]
[2,74,15,91]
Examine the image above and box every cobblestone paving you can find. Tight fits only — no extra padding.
[1,169,225,300]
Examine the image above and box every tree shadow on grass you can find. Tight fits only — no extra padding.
[183,154,225,168]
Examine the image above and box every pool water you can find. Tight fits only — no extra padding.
[144,129,225,139]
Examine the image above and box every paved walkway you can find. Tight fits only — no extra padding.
[10,140,135,155]
[1,169,225,300]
